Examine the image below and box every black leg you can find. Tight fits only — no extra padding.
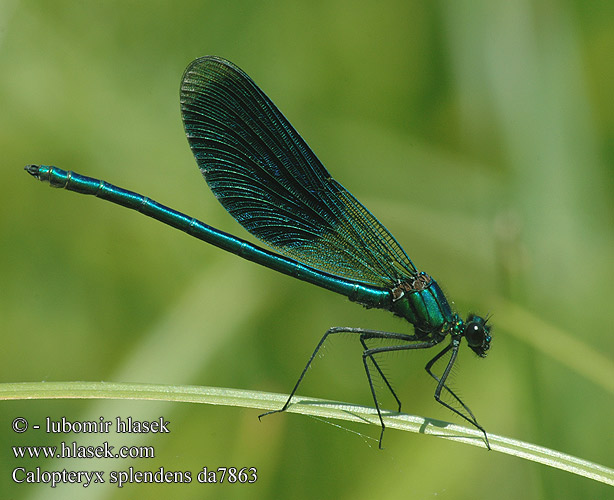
[425,341,490,449]
[260,326,488,450]
[359,335,402,413]
[258,327,424,429]
[360,338,441,448]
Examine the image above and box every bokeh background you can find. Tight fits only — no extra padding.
[1,1,612,498]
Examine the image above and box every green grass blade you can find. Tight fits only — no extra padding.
[1,381,612,486]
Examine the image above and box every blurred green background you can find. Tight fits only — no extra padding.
[1,0,612,498]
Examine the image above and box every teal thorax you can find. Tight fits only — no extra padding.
[390,272,491,357]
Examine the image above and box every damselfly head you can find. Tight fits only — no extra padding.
[464,314,491,357]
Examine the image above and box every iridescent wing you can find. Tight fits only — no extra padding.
[180,56,416,288]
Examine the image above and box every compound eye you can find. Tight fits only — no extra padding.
[464,316,491,357]
[465,322,484,347]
